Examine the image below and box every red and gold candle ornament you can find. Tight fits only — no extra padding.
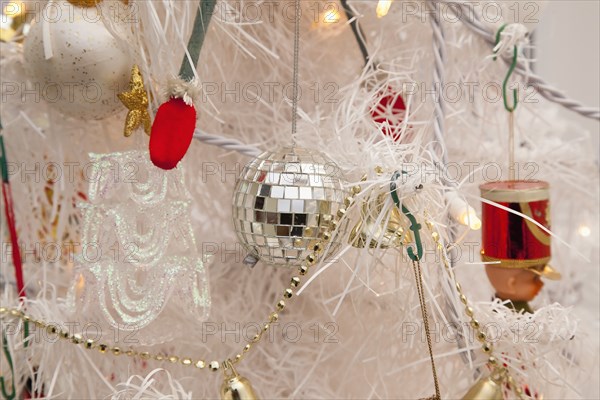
[480,180,560,280]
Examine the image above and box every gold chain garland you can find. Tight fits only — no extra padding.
[411,259,441,400]
[0,185,362,384]
[424,219,525,399]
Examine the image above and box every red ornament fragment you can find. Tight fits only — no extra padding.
[370,87,406,142]
[149,97,197,170]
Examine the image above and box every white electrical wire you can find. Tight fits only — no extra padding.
[192,0,597,161]
[429,0,479,371]
[193,130,261,157]
[438,0,600,120]
[429,0,448,165]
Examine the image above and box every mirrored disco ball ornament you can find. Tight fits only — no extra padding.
[232,147,349,267]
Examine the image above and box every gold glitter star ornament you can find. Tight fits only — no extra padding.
[118,65,152,137]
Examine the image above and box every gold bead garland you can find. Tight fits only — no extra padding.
[227,183,362,369]
[0,181,530,398]
[0,185,362,380]
[0,306,220,371]
[424,219,525,399]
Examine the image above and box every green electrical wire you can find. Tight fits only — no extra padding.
[1,135,9,183]
[0,332,16,400]
[178,0,218,82]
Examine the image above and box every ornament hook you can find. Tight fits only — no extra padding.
[223,359,238,379]
[493,24,519,112]
[390,171,423,261]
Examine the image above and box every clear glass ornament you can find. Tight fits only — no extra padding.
[68,150,210,344]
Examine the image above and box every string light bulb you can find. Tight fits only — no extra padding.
[1,1,28,42]
[446,192,482,230]
[376,0,392,18]
[459,209,482,230]
[76,275,86,291]
[311,7,342,34]
[577,225,591,237]
[323,8,341,24]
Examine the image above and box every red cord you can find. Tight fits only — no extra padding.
[2,182,25,298]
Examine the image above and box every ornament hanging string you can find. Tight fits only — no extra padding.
[507,111,515,181]
[412,260,441,400]
[290,0,301,145]
[493,24,519,181]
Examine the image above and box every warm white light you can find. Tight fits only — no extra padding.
[323,9,340,24]
[578,225,591,237]
[312,8,342,32]
[460,211,482,231]
[376,0,392,18]
[446,192,482,231]
[3,2,22,17]
[74,274,85,296]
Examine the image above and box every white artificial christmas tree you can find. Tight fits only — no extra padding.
[0,0,598,399]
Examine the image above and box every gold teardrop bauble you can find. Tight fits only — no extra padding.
[66,0,101,6]
[220,375,259,400]
[66,0,129,7]
[349,193,406,248]
[461,375,503,400]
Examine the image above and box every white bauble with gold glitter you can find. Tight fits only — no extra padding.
[23,2,132,120]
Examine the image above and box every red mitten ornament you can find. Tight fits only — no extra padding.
[149,97,197,170]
